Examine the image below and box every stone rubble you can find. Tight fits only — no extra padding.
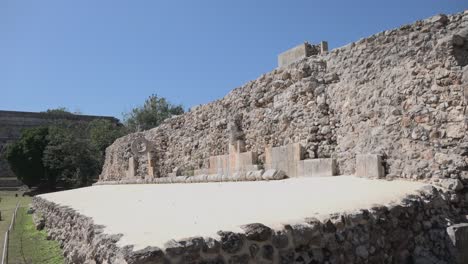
[93,169,286,186]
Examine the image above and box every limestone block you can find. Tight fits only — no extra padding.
[245,171,257,181]
[209,155,229,175]
[278,42,316,67]
[206,174,218,182]
[447,223,468,264]
[245,165,262,171]
[126,157,136,178]
[159,177,170,184]
[237,152,258,173]
[355,154,384,178]
[265,143,304,177]
[320,41,328,53]
[273,92,291,108]
[191,175,201,183]
[297,159,337,177]
[146,152,155,180]
[174,176,187,183]
[231,172,241,181]
[262,169,286,180]
[194,169,208,176]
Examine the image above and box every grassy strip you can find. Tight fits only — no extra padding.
[8,206,65,264]
[0,191,30,256]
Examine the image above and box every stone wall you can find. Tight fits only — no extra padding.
[278,42,328,67]
[32,185,467,264]
[0,110,119,178]
[99,11,468,184]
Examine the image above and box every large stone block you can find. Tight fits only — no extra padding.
[265,143,304,177]
[297,159,337,177]
[206,140,258,177]
[278,43,316,67]
[447,223,468,264]
[355,154,384,178]
[126,157,136,178]
[320,41,328,53]
[208,155,229,175]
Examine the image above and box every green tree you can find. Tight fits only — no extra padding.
[6,114,125,190]
[42,122,101,188]
[124,94,184,132]
[87,119,126,153]
[5,127,49,188]
[42,107,75,118]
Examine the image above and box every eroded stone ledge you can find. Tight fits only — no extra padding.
[94,169,286,186]
[33,185,467,264]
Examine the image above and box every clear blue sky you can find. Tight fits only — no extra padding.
[1,1,466,120]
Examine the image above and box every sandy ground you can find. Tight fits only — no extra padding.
[39,176,428,250]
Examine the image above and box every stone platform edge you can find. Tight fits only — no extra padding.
[93,169,287,186]
[32,185,467,264]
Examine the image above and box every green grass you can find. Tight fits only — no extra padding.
[8,207,65,264]
[0,191,65,264]
[0,191,30,254]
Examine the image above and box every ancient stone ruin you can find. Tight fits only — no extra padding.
[278,41,328,67]
[33,11,468,264]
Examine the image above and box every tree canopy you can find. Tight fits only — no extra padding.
[6,95,182,190]
[123,94,184,132]
[6,119,124,190]
[5,127,49,187]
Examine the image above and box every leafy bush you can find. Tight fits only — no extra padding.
[124,94,184,132]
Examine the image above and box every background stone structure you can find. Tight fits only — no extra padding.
[100,12,467,186]
[0,110,118,188]
[278,41,328,67]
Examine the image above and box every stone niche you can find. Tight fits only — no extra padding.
[277,41,328,67]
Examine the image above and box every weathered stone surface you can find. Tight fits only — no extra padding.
[123,246,164,264]
[202,237,220,254]
[261,245,274,261]
[439,179,464,191]
[33,214,45,230]
[297,158,337,177]
[261,169,286,180]
[241,223,272,242]
[286,223,321,247]
[100,11,468,185]
[355,154,385,178]
[217,231,244,254]
[33,181,466,264]
[447,223,468,264]
[227,254,249,264]
[272,230,289,249]
[278,42,322,67]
